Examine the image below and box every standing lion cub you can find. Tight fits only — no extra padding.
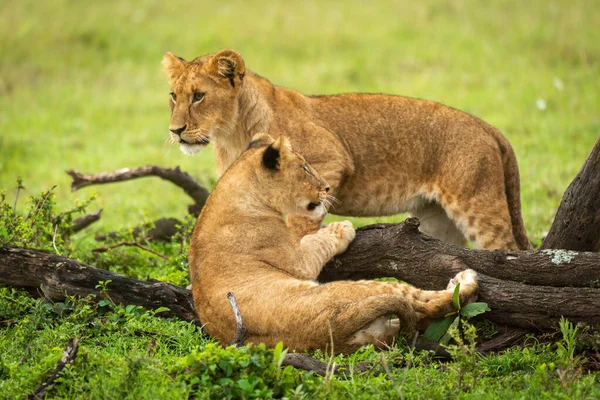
[189,133,478,353]
[164,49,530,250]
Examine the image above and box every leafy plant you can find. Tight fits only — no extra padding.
[445,321,481,393]
[555,317,584,392]
[174,342,303,399]
[0,179,96,254]
[423,283,491,343]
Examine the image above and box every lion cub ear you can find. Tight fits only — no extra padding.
[248,133,275,149]
[162,52,187,82]
[208,49,246,88]
[262,136,291,171]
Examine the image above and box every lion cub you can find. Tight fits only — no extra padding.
[164,49,530,250]
[189,133,478,353]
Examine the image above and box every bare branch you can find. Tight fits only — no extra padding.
[92,242,170,260]
[70,209,103,233]
[95,217,183,243]
[0,246,197,322]
[227,291,248,347]
[66,166,209,215]
[28,338,80,399]
[281,353,335,376]
[320,218,600,289]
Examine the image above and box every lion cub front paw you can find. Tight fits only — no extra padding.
[324,220,356,254]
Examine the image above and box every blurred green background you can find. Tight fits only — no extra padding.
[1,0,598,241]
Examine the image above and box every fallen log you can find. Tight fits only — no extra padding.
[0,246,197,323]
[320,218,600,289]
[2,218,600,330]
[320,218,600,329]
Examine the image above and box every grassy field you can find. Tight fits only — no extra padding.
[1,0,599,398]
[1,0,599,237]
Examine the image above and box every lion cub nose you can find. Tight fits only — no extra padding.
[170,125,187,136]
[325,186,330,193]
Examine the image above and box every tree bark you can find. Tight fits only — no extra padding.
[318,218,600,329]
[0,246,197,323]
[70,210,103,233]
[540,137,600,251]
[319,219,600,289]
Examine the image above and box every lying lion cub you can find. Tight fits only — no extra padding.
[164,49,530,250]
[189,133,478,353]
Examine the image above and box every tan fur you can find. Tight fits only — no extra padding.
[164,50,530,250]
[189,134,479,353]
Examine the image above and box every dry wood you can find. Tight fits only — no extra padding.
[0,246,197,323]
[95,217,184,242]
[227,291,249,347]
[69,210,103,233]
[66,166,209,215]
[320,218,600,289]
[28,338,80,399]
[541,137,600,251]
[319,218,600,329]
[281,353,336,376]
[91,241,169,260]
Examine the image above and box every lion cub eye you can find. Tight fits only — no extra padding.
[170,92,177,103]
[193,92,205,103]
[302,165,310,174]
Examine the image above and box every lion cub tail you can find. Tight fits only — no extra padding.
[489,126,532,250]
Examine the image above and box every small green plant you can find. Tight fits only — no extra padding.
[0,179,96,254]
[423,283,490,343]
[173,342,304,399]
[445,320,480,392]
[555,317,584,392]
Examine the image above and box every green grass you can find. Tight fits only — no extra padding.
[1,0,600,398]
[2,287,599,399]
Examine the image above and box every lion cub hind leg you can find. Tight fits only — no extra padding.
[328,291,418,354]
[443,196,520,250]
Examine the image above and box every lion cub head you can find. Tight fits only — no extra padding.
[249,133,330,218]
[162,50,245,155]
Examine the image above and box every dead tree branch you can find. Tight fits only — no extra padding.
[320,218,600,289]
[318,218,600,329]
[227,291,248,347]
[0,246,197,323]
[95,217,184,243]
[2,235,600,332]
[91,241,170,260]
[28,338,80,399]
[66,166,209,216]
[69,210,103,233]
